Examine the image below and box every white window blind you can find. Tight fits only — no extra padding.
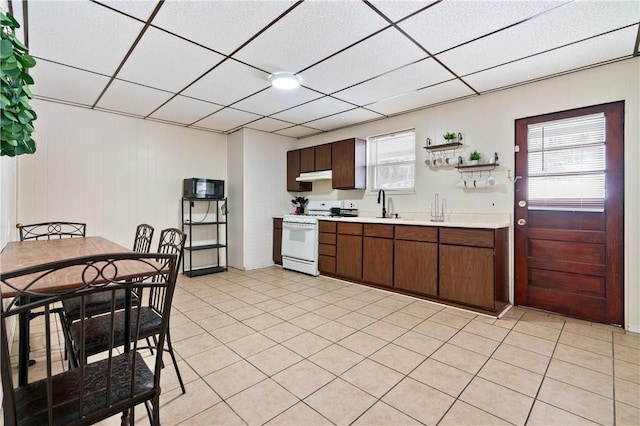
[527,112,606,211]
[368,130,415,192]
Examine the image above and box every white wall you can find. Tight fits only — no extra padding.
[299,59,640,332]
[0,155,16,248]
[227,128,296,270]
[227,130,244,269]
[16,100,227,248]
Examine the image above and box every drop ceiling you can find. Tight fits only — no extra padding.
[8,0,640,138]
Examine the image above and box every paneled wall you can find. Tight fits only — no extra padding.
[227,128,296,270]
[17,100,227,248]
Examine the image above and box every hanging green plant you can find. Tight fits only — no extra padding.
[1,10,37,156]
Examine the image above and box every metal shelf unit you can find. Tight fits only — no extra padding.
[181,197,228,277]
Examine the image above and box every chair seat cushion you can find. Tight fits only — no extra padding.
[62,290,139,322]
[69,307,161,358]
[14,352,155,426]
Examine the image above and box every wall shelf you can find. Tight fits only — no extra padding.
[456,162,500,171]
[423,142,463,151]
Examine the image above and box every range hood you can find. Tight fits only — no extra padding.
[296,170,332,182]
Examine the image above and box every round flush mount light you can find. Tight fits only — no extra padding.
[269,72,302,90]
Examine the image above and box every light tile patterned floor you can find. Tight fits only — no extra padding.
[9,266,640,425]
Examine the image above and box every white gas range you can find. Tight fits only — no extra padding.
[281,201,345,276]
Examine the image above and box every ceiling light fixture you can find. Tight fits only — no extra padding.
[269,72,302,90]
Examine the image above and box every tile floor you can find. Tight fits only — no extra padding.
[7,266,640,425]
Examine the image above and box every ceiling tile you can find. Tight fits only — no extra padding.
[149,95,223,125]
[301,28,428,94]
[31,60,110,106]
[367,80,475,116]
[117,27,225,93]
[28,0,144,74]
[437,0,640,76]
[399,0,567,54]
[193,108,262,132]
[465,26,638,93]
[245,118,295,133]
[368,0,437,23]
[233,87,321,117]
[274,126,322,138]
[271,97,354,124]
[152,0,297,56]
[304,108,384,132]
[333,58,454,106]
[182,60,271,106]
[100,0,158,21]
[95,80,174,117]
[233,0,389,72]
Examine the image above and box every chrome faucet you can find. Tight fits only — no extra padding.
[377,189,387,218]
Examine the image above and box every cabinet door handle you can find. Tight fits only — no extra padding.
[517,219,527,226]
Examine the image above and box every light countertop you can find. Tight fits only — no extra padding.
[275,213,511,229]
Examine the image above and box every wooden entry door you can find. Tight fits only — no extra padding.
[514,101,624,326]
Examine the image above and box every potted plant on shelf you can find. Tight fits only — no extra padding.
[1,11,37,157]
[468,150,481,165]
[443,132,457,143]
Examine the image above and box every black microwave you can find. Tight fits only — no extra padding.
[183,178,224,200]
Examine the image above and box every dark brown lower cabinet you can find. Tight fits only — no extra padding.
[362,224,394,287]
[316,220,508,313]
[319,221,337,274]
[439,244,494,308]
[394,225,438,296]
[394,240,438,296]
[336,223,363,281]
[438,228,508,311]
[273,218,282,265]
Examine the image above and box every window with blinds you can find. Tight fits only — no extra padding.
[527,112,606,211]
[368,130,415,192]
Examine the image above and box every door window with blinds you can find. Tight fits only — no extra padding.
[527,113,605,211]
[367,130,416,193]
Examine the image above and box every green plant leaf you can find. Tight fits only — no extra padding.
[3,109,18,122]
[17,54,36,68]
[21,72,34,85]
[0,40,13,59]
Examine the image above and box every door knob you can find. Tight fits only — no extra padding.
[518,200,527,207]
[517,219,527,226]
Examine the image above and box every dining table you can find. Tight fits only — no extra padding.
[0,236,158,386]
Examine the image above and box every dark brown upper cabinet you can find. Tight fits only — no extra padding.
[332,138,366,190]
[300,147,315,173]
[315,143,332,171]
[287,149,312,192]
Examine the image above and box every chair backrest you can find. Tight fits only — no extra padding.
[17,221,86,241]
[1,252,177,425]
[157,228,186,274]
[132,223,154,253]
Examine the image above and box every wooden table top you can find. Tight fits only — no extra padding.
[1,237,155,298]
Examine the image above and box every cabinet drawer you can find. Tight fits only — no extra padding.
[364,224,394,238]
[440,228,494,248]
[319,243,336,256]
[337,222,363,236]
[273,218,282,229]
[395,225,437,242]
[319,232,336,245]
[319,221,336,233]
[319,255,336,274]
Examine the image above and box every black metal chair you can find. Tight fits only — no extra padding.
[61,224,155,325]
[68,228,187,394]
[16,221,87,366]
[17,221,86,240]
[1,252,177,426]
